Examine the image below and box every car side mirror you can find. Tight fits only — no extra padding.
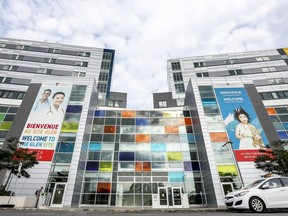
[261,185,269,190]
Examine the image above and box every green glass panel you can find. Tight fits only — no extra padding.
[0,121,12,130]
[61,122,79,132]
[99,162,113,172]
[0,114,5,121]
[167,152,182,161]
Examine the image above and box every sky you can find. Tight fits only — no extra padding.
[0,0,288,109]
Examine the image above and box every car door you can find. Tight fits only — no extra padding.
[279,178,288,207]
[261,178,287,208]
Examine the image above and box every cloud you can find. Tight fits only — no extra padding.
[1,0,288,109]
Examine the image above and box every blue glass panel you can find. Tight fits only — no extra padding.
[66,105,83,113]
[184,162,192,171]
[278,131,288,139]
[201,98,217,104]
[192,162,200,170]
[57,142,74,152]
[169,172,184,182]
[136,118,150,126]
[151,143,166,152]
[187,134,195,142]
[180,135,188,143]
[283,123,288,130]
[89,142,101,151]
[119,152,135,161]
[86,161,99,171]
[95,110,105,117]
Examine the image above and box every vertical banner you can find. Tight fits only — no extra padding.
[214,87,268,161]
[19,82,72,161]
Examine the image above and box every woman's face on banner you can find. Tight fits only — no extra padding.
[53,94,65,106]
[238,113,248,124]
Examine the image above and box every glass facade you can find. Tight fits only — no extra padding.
[80,109,205,207]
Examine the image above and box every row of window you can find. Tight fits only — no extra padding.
[0,90,25,99]
[0,53,88,67]
[260,90,288,100]
[0,42,91,57]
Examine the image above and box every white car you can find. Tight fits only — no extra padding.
[224,177,288,212]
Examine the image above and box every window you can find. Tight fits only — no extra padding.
[99,72,109,81]
[101,61,110,70]
[256,56,270,61]
[103,52,112,60]
[16,45,30,50]
[78,51,90,57]
[48,48,61,53]
[3,65,18,71]
[171,62,181,71]
[43,58,56,63]
[37,68,52,74]
[3,77,12,83]
[194,62,206,68]
[196,72,209,77]
[159,101,167,107]
[173,72,183,82]
[229,69,243,75]
[268,78,284,85]
[75,61,88,67]
[17,92,25,99]
[2,91,14,98]
[175,83,185,93]
[10,55,24,60]
[262,67,277,72]
[98,83,107,93]
[72,72,86,77]
[0,43,6,48]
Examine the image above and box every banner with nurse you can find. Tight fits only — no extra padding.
[19,82,72,161]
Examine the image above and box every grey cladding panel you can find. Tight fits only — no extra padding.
[51,70,72,76]
[11,78,31,85]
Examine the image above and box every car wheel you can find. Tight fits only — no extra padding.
[249,196,265,213]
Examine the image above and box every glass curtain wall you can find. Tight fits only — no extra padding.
[80,109,205,207]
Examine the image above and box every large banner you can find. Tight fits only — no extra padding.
[214,87,269,161]
[19,82,72,161]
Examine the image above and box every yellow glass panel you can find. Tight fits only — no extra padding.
[122,110,136,118]
[284,48,288,55]
[0,121,12,130]
[167,152,182,161]
[163,111,177,118]
[99,162,113,172]
[217,165,238,176]
[61,122,79,132]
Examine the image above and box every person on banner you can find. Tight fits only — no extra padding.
[234,107,265,149]
[33,89,52,112]
[40,92,65,121]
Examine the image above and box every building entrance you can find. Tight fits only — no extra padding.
[50,183,66,207]
[156,187,185,208]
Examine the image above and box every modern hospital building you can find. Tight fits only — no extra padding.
[0,38,288,208]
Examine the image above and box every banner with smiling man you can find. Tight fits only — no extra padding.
[19,82,72,161]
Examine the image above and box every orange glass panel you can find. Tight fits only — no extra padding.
[210,132,228,142]
[104,126,116,133]
[135,162,142,171]
[184,118,192,126]
[97,182,111,193]
[266,107,276,115]
[136,134,150,142]
[143,162,151,171]
[122,110,136,118]
[178,118,185,126]
[165,126,179,134]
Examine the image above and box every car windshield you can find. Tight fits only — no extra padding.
[242,179,266,189]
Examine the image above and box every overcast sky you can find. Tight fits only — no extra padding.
[0,0,288,109]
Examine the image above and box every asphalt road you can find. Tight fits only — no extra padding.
[0,209,288,216]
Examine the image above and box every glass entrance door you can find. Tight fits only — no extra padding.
[222,183,233,196]
[158,187,168,206]
[172,187,182,206]
[50,183,66,207]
